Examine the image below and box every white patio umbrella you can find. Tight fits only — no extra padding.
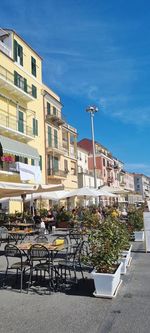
[61,187,99,199]
[96,189,117,197]
[25,190,70,202]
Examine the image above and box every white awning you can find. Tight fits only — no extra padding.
[0,135,39,160]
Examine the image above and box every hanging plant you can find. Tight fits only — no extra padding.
[1,154,15,163]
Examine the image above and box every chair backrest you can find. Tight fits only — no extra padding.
[29,244,50,262]
[4,243,22,258]
[34,235,48,243]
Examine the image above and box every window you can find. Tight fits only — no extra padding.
[39,155,42,170]
[18,110,24,133]
[64,159,68,173]
[14,71,27,92]
[47,102,51,115]
[53,157,58,171]
[48,127,52,147]
[31,56,36,77]
[14,40,23,66]
[24,158,28,164]
[53,106,57,115]
[103,158,105,167]
[31,159,35,166]
[32,85,37,98]
[54,129,58,148]
[33,118,38,136]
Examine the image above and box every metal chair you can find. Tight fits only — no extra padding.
[58,240,91,284]
[4,243,29,292]
[34,235,48,243]
[27,244,52,292]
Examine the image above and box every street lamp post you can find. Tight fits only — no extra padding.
[86,106,98,189]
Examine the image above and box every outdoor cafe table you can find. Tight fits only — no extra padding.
[5,223,35,230]
[18,242,66,289]
[8,230,37,243]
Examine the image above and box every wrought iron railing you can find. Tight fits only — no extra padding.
[0,110,34,137]
[0,65,32,96]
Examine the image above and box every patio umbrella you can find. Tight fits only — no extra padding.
[61,187,99,199]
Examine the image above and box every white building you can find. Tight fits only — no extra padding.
[77,146,103,189]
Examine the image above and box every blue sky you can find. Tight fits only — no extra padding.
[1,0,150,175]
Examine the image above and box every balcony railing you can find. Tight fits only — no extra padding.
[47,168,67,177]
[46,108,66,126]
[0,110,34,141]
[0,161,18,174]
[0,65,33,101]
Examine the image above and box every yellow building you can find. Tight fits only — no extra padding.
[0,28,45,186]
[0,28,77,211]
[43,84,78,190]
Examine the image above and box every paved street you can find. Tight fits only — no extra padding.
[0,241,149,333]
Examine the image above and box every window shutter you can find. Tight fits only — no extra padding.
[24,78,27,92]
[54,129,58,148]
[48,127,52,147]
[47,102,51,115]
[19,45,23,66]
[39,155,42,170]
[31,56,36,77]
[31,159,35,166]
[14,71,18,86]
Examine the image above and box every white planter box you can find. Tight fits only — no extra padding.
[134,230,144,242]
[121,244,132,266]
[91,262,122,298]
[118,255,128,274]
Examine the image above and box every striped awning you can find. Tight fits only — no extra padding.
[0,135,39,160]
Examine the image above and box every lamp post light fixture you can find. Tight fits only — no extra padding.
[86,106,98,189]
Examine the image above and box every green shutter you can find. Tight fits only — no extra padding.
[54,129,58,148]
[36,119,38,136]
[32,85,37,98]
[24,78,27,92]
[31,56,36,77]
[31,159,35,166]
[18,111,24,133]
[53,106,57,115]
[48,127,52,147]
[19,44,23,66]
[47,102,51,115]
[53,157,58,171]
[39,155,42,170]
[14,40,18,61]
[14,70,18,86]
[33,118,38,136]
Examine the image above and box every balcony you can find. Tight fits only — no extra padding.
[0,65,34,102]
[106,163,113,170]
[47,168,67,178]
[46,109,65,126]
[0,161,19,176]
[0,111,34,142]
[46,141,64,156]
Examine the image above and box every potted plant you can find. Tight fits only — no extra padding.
[88,216,123,298]
[128,208,144,241]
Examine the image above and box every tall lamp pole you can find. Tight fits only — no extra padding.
[86,106,98,189]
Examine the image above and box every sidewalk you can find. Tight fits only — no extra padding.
[0,241,149,333]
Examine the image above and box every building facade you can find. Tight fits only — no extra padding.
[77,146,103,188]
[78,138,123,188]
[0,28,45,186]
[133,173,150,200]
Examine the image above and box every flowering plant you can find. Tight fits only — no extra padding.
[1,154,15,163]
